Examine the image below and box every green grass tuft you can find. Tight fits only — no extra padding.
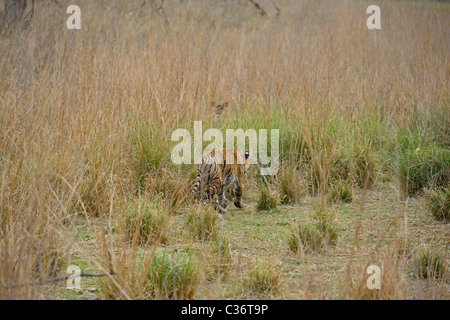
[289,222,324,253]
[398,139,449,197]
[244,259,282,293]
[206,236,233,280]
[187,206,219,241]
[256,185,279,211]
[289,210,339,253]
[147,249,199,299]
[424,188,450,221]
[329,180,353,203]
[124,196,169,246]
[415,248,446,280]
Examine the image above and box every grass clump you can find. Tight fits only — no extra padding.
[130,120,171,192]
[124,196,169,246]
[143,168,182,202]
[147,249,199,299]
[330,146,379,189]
[256,184,279,211]
[31,232,68,279]
[187,206,218,241]
[329,180,353,203]
[311,210,340,245]
[289,222,325,253]
[277,166,307,204]
[424,188,450,221]
[352,144,379,188]
[289,210,339,253]
[399,142,449,197]
[206,236,233,280]
[244,259,282,293]
[415,248,446,280]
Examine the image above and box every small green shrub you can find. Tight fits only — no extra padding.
[124,196,169,245]
[416,248,446,280]
[187,206,218,241]
[424,188,450,221]
[147,249,199,299]
[244,259,282,293]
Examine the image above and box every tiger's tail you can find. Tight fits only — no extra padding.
[191,165,202,195]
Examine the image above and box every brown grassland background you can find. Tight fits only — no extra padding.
[0,0,449,299]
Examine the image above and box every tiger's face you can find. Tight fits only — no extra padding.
[244,151,250,174]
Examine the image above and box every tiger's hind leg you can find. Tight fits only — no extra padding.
[218,189,229,209]
[199,188,225,213]
[208,182,227,214]
[201,189,210,206]
[209,192,226,214]
[214,199,227,214]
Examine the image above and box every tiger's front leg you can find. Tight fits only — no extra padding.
[233,180,244,208]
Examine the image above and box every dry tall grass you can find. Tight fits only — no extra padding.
[0,0,448,299]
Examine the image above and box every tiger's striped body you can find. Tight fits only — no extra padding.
[191,149,250,214]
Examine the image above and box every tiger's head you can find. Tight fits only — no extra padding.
[244,151,250,174]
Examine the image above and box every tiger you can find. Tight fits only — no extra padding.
[191,149,250,214]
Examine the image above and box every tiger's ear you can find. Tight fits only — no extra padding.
[245,151,249,159]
